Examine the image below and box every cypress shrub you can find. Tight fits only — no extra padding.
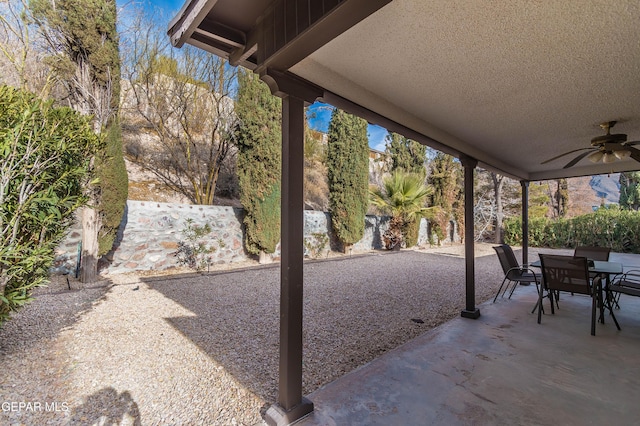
[96,118,128,256]
[235,70,282,255]
[326,109,369,248]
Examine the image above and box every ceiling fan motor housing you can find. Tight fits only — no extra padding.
[591,133,627,146]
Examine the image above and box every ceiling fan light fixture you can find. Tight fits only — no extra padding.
[614,149,632,160]
[602,152,617,163]
[587,150,604,163]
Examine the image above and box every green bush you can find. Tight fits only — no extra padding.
[96,118,128,256]
[327,109,369,247]
[235,70,281,256]
[175,219,223,271]
[304,232,329,259]
[0,86,101,325]
[504,208,640,253]
[402,217,421,248]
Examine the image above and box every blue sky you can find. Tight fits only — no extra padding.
[307,103,389,151]
[117,0,390,151]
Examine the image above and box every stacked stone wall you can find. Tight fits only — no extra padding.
[54,200,455,275]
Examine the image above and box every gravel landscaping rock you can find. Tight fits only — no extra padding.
[0,244,507,425]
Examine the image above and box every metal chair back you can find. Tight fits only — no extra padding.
[574,246,611,261]
[539,254,592,295]
[538,253,604,335]
[494,244,521,280]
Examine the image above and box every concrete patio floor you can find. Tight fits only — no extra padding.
[296,252,640,426]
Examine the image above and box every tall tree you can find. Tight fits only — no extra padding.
[29,0,127,282]
[120,10,237,205]
[326,109,369,251]
[542,178,569,218]
[527,182,552,218]
[428,152,464,242]
[619,172,640,210]
[234,69,281,262]
[491,172,505,243]
[0,0,53,94]
[385,132,427,176]
[304,119,328,211]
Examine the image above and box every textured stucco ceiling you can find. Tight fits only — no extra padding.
[290,0,640,180]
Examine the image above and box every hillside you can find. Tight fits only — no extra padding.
[567,174,619,216]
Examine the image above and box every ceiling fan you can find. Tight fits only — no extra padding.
[541,121,640,169]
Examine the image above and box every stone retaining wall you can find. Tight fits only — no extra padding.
[54,200,455,275]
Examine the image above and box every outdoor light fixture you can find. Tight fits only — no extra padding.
[588,149,632,164]
[587,151,604,163]
[614,149,632,160]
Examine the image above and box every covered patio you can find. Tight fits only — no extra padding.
[167,1,640,424]
[299,267,640,425]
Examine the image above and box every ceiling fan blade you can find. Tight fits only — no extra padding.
[627,146,640,163]
[563,150,594,169]
[623,140,640,146]
[541,147,592,165]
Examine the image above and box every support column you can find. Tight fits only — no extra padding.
[460,155,480,319]
[521,181,530,266]
[264,95,313,426]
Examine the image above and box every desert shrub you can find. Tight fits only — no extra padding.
[174,219,223,271]
[0,86,100,325]
[304,232,329,259]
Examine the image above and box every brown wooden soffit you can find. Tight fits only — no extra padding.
[168,0,392,73]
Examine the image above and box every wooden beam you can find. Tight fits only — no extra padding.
[261,69,323,104]
[168,0,219,48]
[521,181,530,267]
[264,94,314,426]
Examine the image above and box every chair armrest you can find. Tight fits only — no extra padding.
[611,270,640,290]
[510,266,540,282]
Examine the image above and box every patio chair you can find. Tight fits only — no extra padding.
[572,246,612,296]
[608,270,640,310]
[573,245,620,303]
[492,244,541,303]
[573,246,611,261]
[537,254,620,336]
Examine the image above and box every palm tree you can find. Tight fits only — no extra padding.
[370,171,437,249]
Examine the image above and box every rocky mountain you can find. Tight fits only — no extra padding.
[590,174,620,204]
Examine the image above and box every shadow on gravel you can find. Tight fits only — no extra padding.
[144,263,281,403]
[0,276,113,355]
[69,387,141,425]
[143,251,505,408]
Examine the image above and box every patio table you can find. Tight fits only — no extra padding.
[530,259,623,324]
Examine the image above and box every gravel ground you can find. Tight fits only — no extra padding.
[0,244,507,425]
